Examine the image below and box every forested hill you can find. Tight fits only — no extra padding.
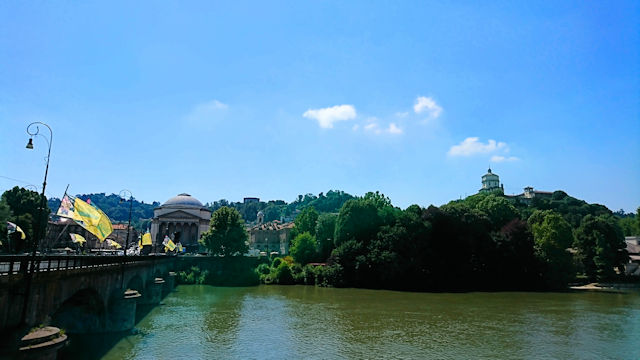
[48,193,159,227]
[205,190,355,223]
[45,190,355,228]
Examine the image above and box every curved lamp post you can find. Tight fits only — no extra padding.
[21,121,52,324]
[119,189,134,257]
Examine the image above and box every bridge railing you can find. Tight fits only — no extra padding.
[0,255,172,276]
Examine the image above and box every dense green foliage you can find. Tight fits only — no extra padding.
[574,215,628,281]
[289,232,317,265]
[294,207,319,235]
[2,186,49,252]
[0,199,11,245]
[615,207,639,236]
[529,210,574,288]
[200,207,248,256]
[259,190,634,291]
[315,213,337,260]
[206,190,354,223]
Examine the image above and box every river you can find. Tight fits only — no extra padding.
[61,285,640,360]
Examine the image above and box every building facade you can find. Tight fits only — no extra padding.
[150,193,211,253]
[248,219,294,255]
[479,168,504,193]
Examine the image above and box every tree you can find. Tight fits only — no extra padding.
[528,210,574,288]
[199,207,248,256]
[334,199,380,247]
[315,213,337,260]
[290,232,317,265]
[618,216,638,236]
[475,194,519,229]
[574,215,628,281]
[295,206,319,235]
[363,191,392,209]
[0,199,11,248]
[2,186,49,242]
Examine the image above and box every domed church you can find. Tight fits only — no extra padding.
[479,168,504,193]
[150,193,212,253]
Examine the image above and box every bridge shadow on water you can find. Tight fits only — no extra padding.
[58,330,132,360]
[58,303,160,360]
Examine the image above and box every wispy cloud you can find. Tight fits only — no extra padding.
[491,155,520,163]
[361,118,403,135]
[303,104,357,129]
[413,96,442,120]
[387,123,403,134]
[185,99,229,124]
[448,137,508,157]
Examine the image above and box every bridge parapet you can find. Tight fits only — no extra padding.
[0,255,177,336]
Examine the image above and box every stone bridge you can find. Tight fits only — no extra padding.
[0,255,178,336]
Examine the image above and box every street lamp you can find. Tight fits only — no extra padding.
[119,189,134,257]
[22,121,52,325]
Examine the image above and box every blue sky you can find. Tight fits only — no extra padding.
[1,1,638,212]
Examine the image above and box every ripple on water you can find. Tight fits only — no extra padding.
[97,286,640,360]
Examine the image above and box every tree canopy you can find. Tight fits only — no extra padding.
[289,232,317,265]
[200,206,248,256]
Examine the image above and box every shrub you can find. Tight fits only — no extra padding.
[273,262,294,285]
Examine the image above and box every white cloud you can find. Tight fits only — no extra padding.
[364,123,378,131]
[362,120,403,135]
[387,123,403,134]
[491,155,520,162]
[413,96,442,119]
[303,104,357,129]
[185,99,229,123]
[395,111,409,118]
[448,137,508,157]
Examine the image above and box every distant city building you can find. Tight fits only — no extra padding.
[518,186,553,201]
[625,236,640,276]
[248,217,294,255]
[44,217,98,250]
[244,197,260,204]
[109,223,139,249]
[150,193,212,253]
[479,168,504,193]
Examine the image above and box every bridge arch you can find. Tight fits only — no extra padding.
[51,288,106,333]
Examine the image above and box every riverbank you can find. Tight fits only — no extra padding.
[570,282,640,292]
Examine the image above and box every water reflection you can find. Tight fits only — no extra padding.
[85,286,640,360]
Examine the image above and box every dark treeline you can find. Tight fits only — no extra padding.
[274,190,637,291]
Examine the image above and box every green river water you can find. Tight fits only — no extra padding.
[62,285,640,360]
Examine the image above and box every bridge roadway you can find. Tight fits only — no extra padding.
[0,254,178,337]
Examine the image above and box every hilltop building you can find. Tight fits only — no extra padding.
[479,168,504,193]
[477,168,553,203]
[150,193,211,253]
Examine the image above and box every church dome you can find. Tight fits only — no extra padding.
[162,193,204,207]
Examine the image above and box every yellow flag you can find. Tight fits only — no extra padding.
[95,208,113,241]
[7,222,26,240]
[107,239,122,249]
[73,198,101,226]
[72,198,112,241]
[69,233,86,244]
[141,232,152,246]
[164,239,176,252]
